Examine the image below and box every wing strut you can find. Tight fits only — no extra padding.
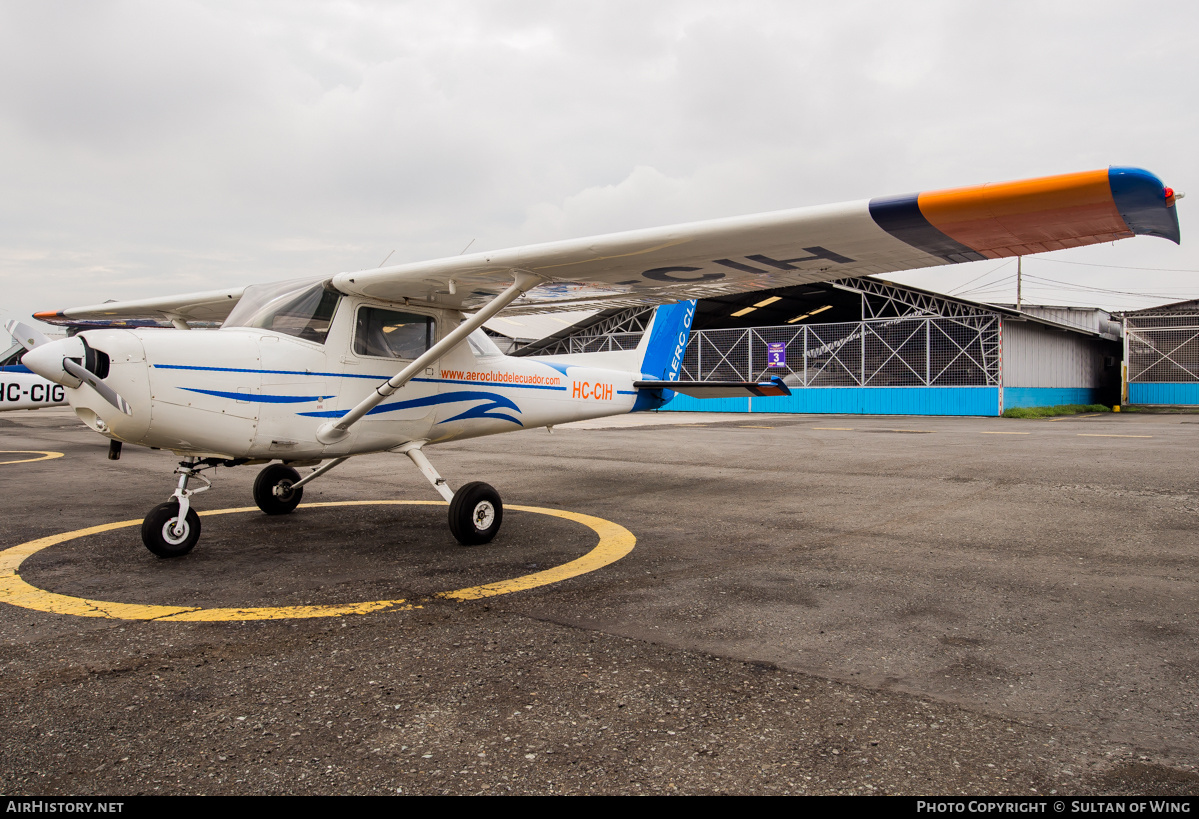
[316,271,543,444]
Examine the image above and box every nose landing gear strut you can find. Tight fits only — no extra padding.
[141,457,210,558]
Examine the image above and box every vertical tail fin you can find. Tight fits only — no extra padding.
[637,299,697,380]
[631,299,696,411]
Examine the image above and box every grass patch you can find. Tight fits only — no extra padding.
[1003,403,1111,419]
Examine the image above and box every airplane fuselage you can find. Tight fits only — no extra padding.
[0,366,67,411]
[62,308,642,461]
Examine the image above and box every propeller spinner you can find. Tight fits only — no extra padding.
[18,332,134,416]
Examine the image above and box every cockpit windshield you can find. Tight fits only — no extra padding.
[223,277,341,344]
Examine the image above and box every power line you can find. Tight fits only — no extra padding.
[954,273,1017,298]
[1021,273,1199,300]
[1029,258,1199,274]
[982,291,1164,308]
[994,280,1166,299]
[946,259,1014,296]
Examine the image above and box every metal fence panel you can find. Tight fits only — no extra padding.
[679,316,1000,387]
[569,332,642,354]
[929,319,994,386]
[864,320,927,387]
[1126,316,1199,383]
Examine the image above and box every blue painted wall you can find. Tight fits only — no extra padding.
[1129,383,1199,405]
[661,386,1109,415]
[664,387,1001,416]
[1003,387,1100,409]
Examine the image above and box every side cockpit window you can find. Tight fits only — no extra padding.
[354,307,436,360]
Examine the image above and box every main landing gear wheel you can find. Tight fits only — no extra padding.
[142,501,201,558]
[448,481,503,546]
[253,464,304,515]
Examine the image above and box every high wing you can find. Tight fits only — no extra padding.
[334,166,1180,314]
[33,167,1179,324]
[35,286,245,327]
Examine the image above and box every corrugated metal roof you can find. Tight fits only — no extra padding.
[1113,299,1199,317]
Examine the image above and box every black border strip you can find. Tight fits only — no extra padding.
[869,194,987,263]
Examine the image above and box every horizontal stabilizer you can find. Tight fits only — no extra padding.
[634,376,792,399]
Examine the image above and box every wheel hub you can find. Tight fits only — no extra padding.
[472,501,495,530]
[162,517,189,545]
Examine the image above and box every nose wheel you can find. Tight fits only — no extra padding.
[142,501,201,558]
[141,456,211,558]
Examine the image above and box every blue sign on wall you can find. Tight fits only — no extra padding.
[767,342,786,367]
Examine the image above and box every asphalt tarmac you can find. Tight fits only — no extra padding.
[1,407,1197,795]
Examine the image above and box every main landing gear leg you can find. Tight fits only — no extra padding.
[141,456,210,558]
[252,456,349,515]
[253,464,304,515]
[397,443,503,547]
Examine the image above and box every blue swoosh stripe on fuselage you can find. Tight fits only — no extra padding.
[0,365,32,373]
[152,364,568,391]
[536,361,574,377]
[181,388,334,404]
[297,390,522,426]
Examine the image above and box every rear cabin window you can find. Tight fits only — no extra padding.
[354,307,436,360]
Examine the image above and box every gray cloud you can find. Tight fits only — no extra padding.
[1,0,1195,326]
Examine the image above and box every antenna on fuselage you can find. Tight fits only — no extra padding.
[377,250,395,268]
[460,238,476,255]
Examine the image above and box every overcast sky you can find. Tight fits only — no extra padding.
[2,0,1197,330]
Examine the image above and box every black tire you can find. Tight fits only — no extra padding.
[448,481,503,546]
[142,501,201,558]
[253,464,303,515]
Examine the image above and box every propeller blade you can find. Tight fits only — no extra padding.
[62,357,133,415]
[4,320,50,351]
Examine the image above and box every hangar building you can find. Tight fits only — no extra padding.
[515,278,1120,417]
[1117,300,1199,406]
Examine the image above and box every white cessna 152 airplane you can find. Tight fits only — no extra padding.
[8,166,1182,558]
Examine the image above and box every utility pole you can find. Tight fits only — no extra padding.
[1016,256,1023,309]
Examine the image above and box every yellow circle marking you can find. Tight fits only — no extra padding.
[0,450,64,466]
[0,501,635,622]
